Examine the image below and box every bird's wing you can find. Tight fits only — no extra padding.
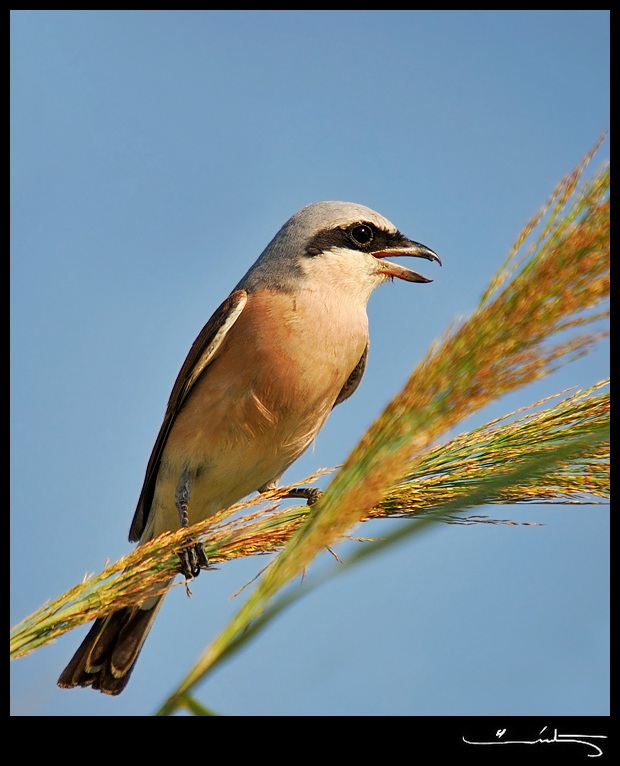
[333,343,368,408]
[128,289,248,542]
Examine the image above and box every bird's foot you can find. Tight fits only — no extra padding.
[177,540,210,579]
[282,487,323,506]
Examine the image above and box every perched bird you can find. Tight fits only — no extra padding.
[58,201,440,694]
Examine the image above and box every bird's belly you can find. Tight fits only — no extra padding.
[146,289,368,537]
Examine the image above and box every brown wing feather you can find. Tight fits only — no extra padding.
[333,343,368,408]
[128,289,248,542]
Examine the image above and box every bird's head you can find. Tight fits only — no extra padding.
[236,201,441,299]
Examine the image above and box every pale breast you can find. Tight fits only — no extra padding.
[147,287,369,535]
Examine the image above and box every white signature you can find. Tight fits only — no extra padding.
[463,726,607,758]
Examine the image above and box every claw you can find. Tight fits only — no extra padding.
[178,541,210,579]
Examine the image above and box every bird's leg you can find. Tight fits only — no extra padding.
[279,487,324,506]
[174,467,210,578]
[259,479,323,506]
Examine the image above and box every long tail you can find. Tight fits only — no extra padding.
[57,595,165,695]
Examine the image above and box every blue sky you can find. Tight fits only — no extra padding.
[11,11,609,719]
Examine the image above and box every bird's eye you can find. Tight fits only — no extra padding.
[349,224,374,246]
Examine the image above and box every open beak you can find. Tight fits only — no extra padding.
[372,239,441,283]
